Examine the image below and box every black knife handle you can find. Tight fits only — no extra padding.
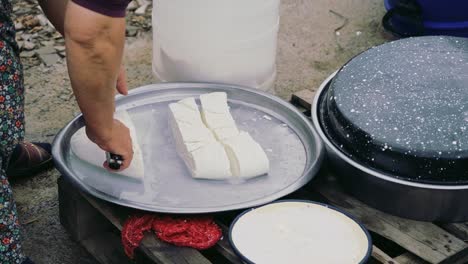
[106,152,124,170]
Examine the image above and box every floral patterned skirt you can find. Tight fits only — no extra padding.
[0,0,26,262]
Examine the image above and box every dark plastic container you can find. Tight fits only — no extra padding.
[384,0,468,37]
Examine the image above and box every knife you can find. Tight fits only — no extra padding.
[106,152,124,170]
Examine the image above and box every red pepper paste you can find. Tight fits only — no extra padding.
[152,216,222,250]
[121,214,222,259]
[121,215,154,258]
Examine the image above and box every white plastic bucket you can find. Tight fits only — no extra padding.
[152,0,280,92]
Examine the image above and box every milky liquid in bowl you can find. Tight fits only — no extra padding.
[230,201,371,264]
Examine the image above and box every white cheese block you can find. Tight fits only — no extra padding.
[223,131,269,179]
[170,93,270,180]
[169,97,232,179]
[70,110,145,179]
[190,142,233,180]
[199,92,270,178]
[199,92,239,141]
[231,201,370,264]
[169,98,214,152]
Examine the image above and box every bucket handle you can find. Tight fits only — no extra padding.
[382,0,424,37]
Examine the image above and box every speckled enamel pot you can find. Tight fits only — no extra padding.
[312,36,468,222]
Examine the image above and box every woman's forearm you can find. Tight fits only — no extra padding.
[65,1,126,144]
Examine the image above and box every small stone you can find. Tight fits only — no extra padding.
[21,15,40,28]
[135,3,149,15]
[39,53,60,66]
[127,0,138,11]
[14,22,24,30]
[46,27,56,34]
[23,40,36,50]
[41,65,50,72]
[36,46,56,55]
[20,51,36,58]
[126,26,138,37]
[40,40,56,47]
[54,45,66,52]
[36,14,50,27]
[53,32,63,39]
[136,0,149,6]
[21,33,32,41]
[30,26,43,33]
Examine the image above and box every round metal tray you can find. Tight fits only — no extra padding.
[52,83,324,213]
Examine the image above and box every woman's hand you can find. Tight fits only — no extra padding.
[86,119,134,171]
[116,65,128,95]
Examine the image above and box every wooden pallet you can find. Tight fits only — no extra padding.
[57,90,468,264]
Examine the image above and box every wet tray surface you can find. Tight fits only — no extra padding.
[53,83,323,213]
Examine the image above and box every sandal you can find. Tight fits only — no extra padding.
[22,257,36,264]
[6,142,53,179]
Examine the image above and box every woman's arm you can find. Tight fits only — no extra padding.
[64,2,133,170]
[36,0,133,169]
[38,0,129,95]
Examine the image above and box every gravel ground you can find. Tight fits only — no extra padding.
[10,0,390,263]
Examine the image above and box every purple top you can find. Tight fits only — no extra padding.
[72,0,131,17]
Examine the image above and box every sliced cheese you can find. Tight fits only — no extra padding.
[70,110,145,179]
[170,93,270,180]
[200,92,239,141]
[223,131,270,179]
[190,142,233,180]
[169,97,232,179]
[199,92,269,179]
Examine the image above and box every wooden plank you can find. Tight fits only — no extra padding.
[314,176,467,264]
[438,247,468,264]
[214,222,242,264]
[294,105,308,115]
[58,177,113,241]
[394,253,426,264]
[290,89,315,110]
[82,193,125,229]
[82,232,134,264]
[139,235,212,264]
[372,245,400,264]
[82,193,212,264]
[440,223,468,242]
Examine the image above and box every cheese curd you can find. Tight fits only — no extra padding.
[169,97,232,179]
[170,93,270,180]
[223,131,269,178]
[70,110,145,179]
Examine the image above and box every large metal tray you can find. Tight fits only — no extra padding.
[53,83,324,213]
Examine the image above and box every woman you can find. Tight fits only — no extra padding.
[0,0,134,263]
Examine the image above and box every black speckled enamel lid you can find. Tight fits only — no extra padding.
[320,36,468,184]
